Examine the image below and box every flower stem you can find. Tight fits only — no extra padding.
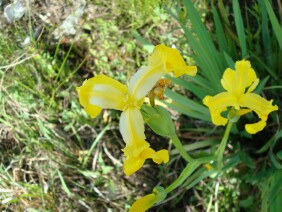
[165,160,198,193]
[171,133,193,162]
[216,121,233,169]
[164,155,215,194]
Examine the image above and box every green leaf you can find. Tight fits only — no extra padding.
[255,76,270,94]
[164,89,210,121]
[233,0,247,57]
[212,5,228,52]
[167,75,209,99]
[132,30,154,53]
[269,169,282,210]
[277,151,282,160]
[264,0,282,50]
[180,0,225,93]
[141,105,175,137]
[259,0,273,68]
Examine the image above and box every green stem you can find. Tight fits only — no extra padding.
[216,121,233,168]
[165,155,216,194]
[171,133,193,162]
[165,160,199,193]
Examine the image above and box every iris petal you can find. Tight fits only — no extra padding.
[210,107,229,126]
[123,146,169,176]
[123,155,147,176]
[245,121,266,134]
[221,68,235,92]
[128,66,164,101]
[150,44,197,77]
[234,60,258,96]
[129,193,157,212]
[76,74,128,115]
[240,93,278,121]
[119,108,146,145]
[203,92,238,111]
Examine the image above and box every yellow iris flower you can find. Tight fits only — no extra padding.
[77,44,197,175]
[203,60,278,134]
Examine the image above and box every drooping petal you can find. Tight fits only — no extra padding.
[240,93,278,121]
[76,74,128,116]
[149,44,197,77]
[140,148,169,164]
[129,193,157,212]
[123,146,169,176]
[119,108,146,145]
[203,92,238,111]
[123,155,147,176]
[128,66,165,102]
[245,120,266,134]
[203,92,239,126]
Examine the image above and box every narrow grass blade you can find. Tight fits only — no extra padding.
[82,125,110,167]
[57,169,73,197]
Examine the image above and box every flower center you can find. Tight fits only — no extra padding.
[122,95,144,111]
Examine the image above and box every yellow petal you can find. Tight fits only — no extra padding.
[245,121,266,134]
[128,66,164,101]
[76,75,128,115]
[82,104,102,118]
[233,60,258,96]
[123,155,147,176]
[221,68,235,92]
[150,44,197,77]
[129,193,157,212]
[203,92,238,110]
[123,145,169,176]
[221,60,258,95]
[203,92,238,125]
[140,148,169,164]
[119,108,146,145]
[76,87,102,118]
[240,93,278,121]
[237,109,252,116]
[210,107,229,126]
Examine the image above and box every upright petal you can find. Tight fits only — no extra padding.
[233,60,258,96]
[76,74,128,117]
[128,66,165,101]
[150,44,197,77]
[221,68,235,92]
